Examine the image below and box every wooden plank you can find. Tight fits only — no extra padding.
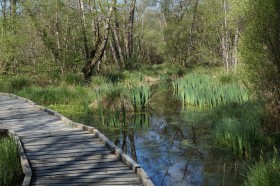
[32,176,141,182]
[31,157,120,167]
[23,140,104,149]
[18,130,86,138]
[32,181,142,186]
[26,147,110,156]
[25,144,106,153]
[29,154,117,164]
[21,134,97,143]
[32,163,129,172]
[23,138,102,146]
[34,168,134,177]
[27,151,113,160]
[34,166,131,175]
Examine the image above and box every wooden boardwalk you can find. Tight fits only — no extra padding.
[0,94,153,186]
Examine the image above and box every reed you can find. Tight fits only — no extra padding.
[0,137,23,186]
[131,85,150,111]
[173,73,249,107]
[245,148,280,186]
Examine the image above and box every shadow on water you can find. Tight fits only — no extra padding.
[90,85,245,186]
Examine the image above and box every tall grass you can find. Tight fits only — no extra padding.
[245,149,280,186]
[0,137,23,186]
[17,85,92,105]
[173,73,249,107]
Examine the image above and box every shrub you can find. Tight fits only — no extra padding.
[9,76,31,91]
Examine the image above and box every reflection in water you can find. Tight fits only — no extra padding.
[99,89,243,186]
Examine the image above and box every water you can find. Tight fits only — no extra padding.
[97,86,243,186]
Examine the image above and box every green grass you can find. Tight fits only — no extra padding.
[173,73,249,107]
[17,85,93,105]
[0,137,23,186]
[245,149,280,186]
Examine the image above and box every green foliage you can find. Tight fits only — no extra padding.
[245,149,280,186]
[212,102,263,157]
[173,73,249,107]
[241,0,280,130]
[0,137,23,186]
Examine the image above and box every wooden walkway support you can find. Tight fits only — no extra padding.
[0,93,153,186]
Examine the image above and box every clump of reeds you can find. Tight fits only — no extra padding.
[131,85,150,111]
[173,73,249,107]
[0,137,23,185]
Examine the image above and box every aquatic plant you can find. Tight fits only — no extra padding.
[0,137,23,186]
[173,73,249,107]
[245,149,280,186]
[212,102,263,158]
[131,85,150,111]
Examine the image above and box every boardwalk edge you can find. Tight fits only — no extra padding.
[0,92,154,186]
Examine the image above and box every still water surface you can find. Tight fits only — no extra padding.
[99,87,243,186]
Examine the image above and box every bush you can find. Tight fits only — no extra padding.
[9,76,31,91]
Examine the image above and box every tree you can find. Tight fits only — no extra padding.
[242,0,280,131]
[81,0,117,81]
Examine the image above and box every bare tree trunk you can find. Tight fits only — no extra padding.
[222,0,229,73]
[109,38,120,69]
[232,26,239,71]
[186,0,199,66]
[89,0,101,49]
[127,0,136,58]
[55,0,63,73]
[79,0,90,61]
[111,23,125,68]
